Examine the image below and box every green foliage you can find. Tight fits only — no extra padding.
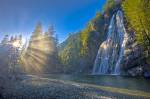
[59,18,105,73]
[80,22,94,55]
[103,0,116,12]
[59,33,82,73]
[122,0,150,62]
[1,35,9,45]
[122,0,150,46]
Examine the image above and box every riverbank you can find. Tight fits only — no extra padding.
[1,75,150,99]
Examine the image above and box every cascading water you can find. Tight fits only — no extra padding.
[92,10,128,75]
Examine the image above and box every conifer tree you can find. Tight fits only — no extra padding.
[22,23,60,73]
[1,35,9,45]
[10,36,14,42]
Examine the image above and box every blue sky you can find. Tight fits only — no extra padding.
[0,0,106,43]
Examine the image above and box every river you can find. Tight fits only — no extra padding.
[33,74,150,92]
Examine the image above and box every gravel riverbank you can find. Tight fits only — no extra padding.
[1,76,146,99]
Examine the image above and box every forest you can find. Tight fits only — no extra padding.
[0,0,150,99]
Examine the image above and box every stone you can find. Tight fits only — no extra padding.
[128,66,143,76]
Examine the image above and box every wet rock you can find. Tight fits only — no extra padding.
[144,71,150,78]
[121,29,147,76]
[123,55,145,70]
[143,64,150,78]
[127,66,143,76]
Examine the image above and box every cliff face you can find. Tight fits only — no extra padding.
[121,20,150,77]
[121,0,150,77]
[92,9,150,76]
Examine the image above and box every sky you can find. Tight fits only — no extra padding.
[0,0,106,43]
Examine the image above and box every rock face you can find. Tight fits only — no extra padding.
[122,29,149,76]
[114,11,150,76]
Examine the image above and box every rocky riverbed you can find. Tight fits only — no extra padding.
[1,75,149,99]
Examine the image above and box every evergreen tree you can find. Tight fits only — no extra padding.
[19,34,22,40]
[48,25,54,37]
[1,35,9,45]
[33,22,42,36]
[55,34,59,47]
[10,36,14,42]
[44,26,60,73]
[14,35,18,40]
[22,23,45,73]
[18,34,23,46]
[22,23,60,73]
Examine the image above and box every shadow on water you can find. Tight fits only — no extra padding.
[38,74,150,92]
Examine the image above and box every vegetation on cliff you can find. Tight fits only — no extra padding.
[122,0,150,63]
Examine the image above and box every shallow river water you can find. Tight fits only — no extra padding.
[35,74,150,92]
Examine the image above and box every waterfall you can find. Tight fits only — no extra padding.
[92,10,128,75]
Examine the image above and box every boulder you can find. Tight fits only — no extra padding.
[127,66,143,76]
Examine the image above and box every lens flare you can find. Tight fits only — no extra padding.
[12,40,21,47]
